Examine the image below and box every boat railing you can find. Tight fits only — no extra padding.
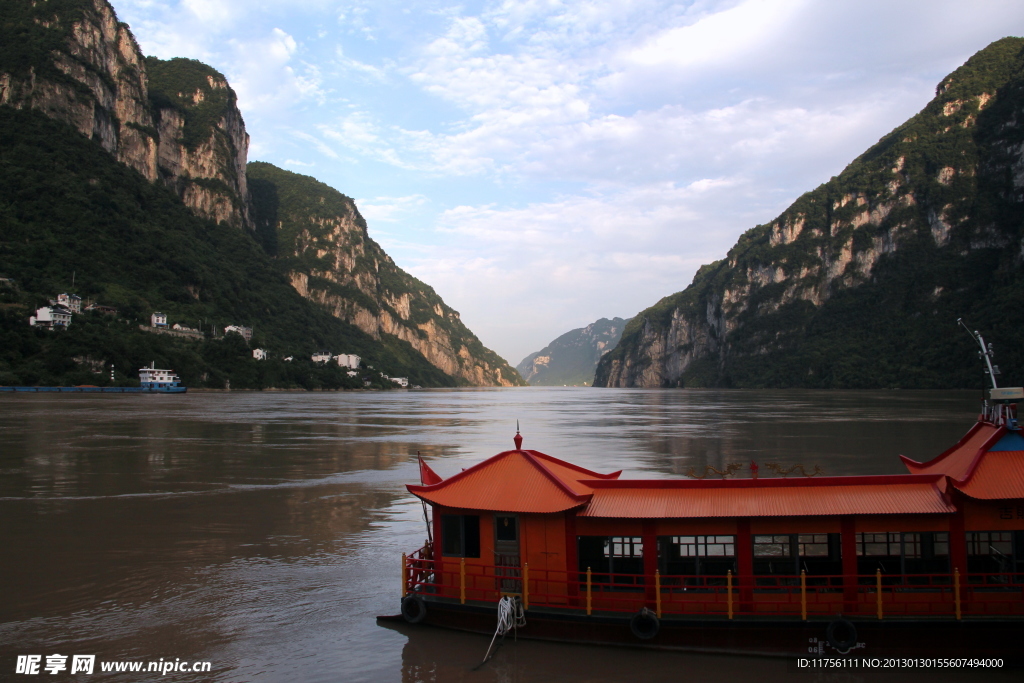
[403,553,1024,619]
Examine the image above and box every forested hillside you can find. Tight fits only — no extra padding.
[0,108,455,388]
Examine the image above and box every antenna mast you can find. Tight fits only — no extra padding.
[958,318,999,390]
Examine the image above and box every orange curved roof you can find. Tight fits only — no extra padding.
[578,476,954,518]
[407,449,620,514]
[901,422,1003,481]
[902,421,1024,500]
[952,450,1024,499]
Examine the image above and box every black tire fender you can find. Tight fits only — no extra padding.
[826,618,858,653]
[401,594,427,624]
[629,607,660,640]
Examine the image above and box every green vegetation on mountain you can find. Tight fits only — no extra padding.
[145,57,234,150]
[597,38,1024,390]
[0,107,455,388]
[0,0,97,88]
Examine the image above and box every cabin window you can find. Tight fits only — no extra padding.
[659,535,736,583]
[753,534,842,576]
[577,536,644,584]
[495,515,518,543]
[967,531,1014,574]
[855,532,948,576]
[441,514,480,558]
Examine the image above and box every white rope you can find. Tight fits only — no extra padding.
[479,596,525,666]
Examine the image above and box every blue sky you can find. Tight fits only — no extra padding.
[113,0,1024,366]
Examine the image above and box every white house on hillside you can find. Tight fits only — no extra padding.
[336,353,360,369]
[30,305,72,329]
[151,312,167,328]
[253,348,267,361]
[390,376,409,388]
[224,325,253,342]
[312,350,332,363]
[55,293,81,313]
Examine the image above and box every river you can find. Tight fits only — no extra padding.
[0,388,1015,681]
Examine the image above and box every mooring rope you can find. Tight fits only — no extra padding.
[476,595,526,668]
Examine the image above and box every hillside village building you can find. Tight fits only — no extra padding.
[151,312,167,328]
[224,325,253,342]
[253,348,267,361]
[30,305,72,329]
[55,293,81,313]
[336,353,360,369]
[312,350,332,364]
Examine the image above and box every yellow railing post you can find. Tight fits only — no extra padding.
[401,553,408,598]
[523,563,529,610]
[460,558,466,604]
[876,569,883,620]
[954,568,961,620]
[586,567,592,616]
[655,570,662,618]
[800,569,807,621]
[727,570,734,620]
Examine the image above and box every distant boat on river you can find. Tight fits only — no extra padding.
[1,362,187,394]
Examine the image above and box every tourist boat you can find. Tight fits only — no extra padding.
[380,334,1023,661]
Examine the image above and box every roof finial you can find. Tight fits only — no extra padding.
[514,420,523,450]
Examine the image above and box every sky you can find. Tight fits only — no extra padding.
[111,0,1024,366]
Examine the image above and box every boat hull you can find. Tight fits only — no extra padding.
[0,386,187,393]
[380,599,1022,663]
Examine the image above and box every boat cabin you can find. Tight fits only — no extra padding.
[405,409,1024,621]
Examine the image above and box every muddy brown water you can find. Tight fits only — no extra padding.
[0,388,1017,681]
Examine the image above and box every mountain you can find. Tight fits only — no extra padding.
[595,38,1024,390]
[0,0,249,227]
[0,0,523,388]
[517,317,629,386]
[248,163,524,387]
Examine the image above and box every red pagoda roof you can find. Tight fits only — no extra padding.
[902,421,1024,500]
[407,448,621,514]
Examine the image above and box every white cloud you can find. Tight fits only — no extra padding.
[357,194,428,222]
[622,0,807,70]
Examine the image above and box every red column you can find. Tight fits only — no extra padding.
[949,496,968,577]
[565,512,579,603]
[642,521,658,606]
[841,516,858,614]
[432,506,444,596]
[736,518,753,613]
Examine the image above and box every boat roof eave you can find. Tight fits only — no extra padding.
[576,473,948,490]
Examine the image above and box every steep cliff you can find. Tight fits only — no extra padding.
[248,162,525,387]
[0,0,249,227]
[517,317,629,386]
[146,57,250,228]
[596,38,1024,389]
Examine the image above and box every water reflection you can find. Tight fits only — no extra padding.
[0,388,1001,682]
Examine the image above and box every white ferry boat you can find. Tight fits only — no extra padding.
[138,363,187,393]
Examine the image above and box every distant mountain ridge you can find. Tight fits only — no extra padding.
[595,37,1024,390]
[517,317,630,386]
[0,0,523,387]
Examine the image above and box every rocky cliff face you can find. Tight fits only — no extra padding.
[0,0,249,227]
[248,162,525,387]
[596,38,1024,389]
[517,317,629,386]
